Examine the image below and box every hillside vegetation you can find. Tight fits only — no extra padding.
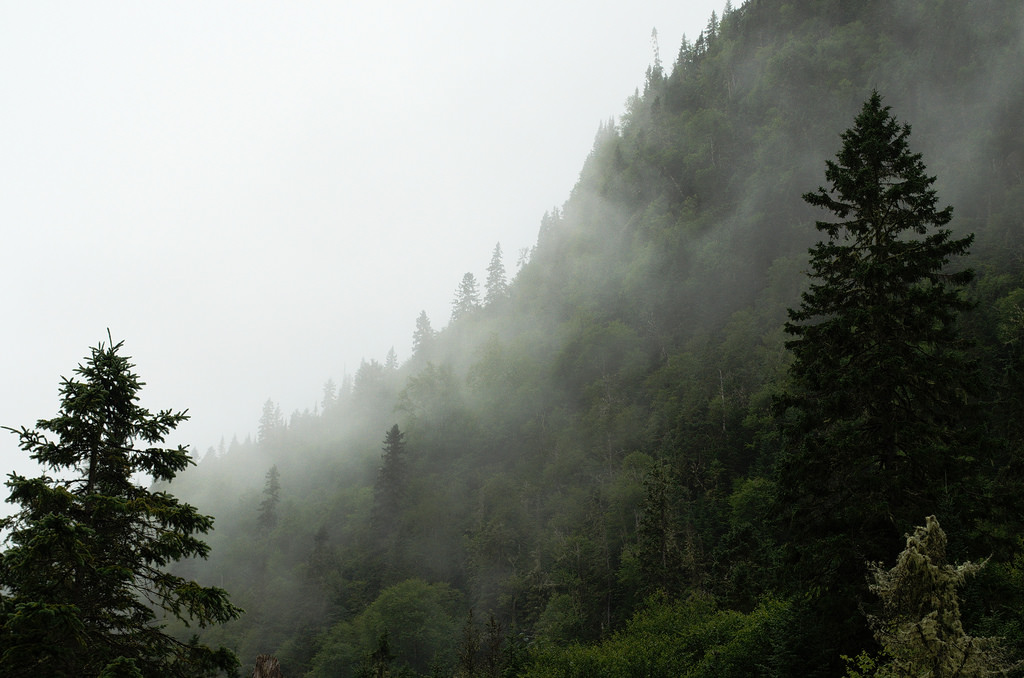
[164,1,1024,675]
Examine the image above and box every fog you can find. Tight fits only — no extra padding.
[0,1,725,491]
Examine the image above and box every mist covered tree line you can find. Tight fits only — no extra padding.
[4,0,1024,676]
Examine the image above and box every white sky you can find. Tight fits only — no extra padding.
[1,1,725,491]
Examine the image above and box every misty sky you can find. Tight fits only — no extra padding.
[1,1,725,490]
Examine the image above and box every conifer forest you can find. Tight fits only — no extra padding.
[4,1,1024,676]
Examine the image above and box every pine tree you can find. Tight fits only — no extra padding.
[775,92,976,667]
[0,337,240,677]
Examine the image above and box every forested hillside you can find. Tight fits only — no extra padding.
[163,1,1024,675]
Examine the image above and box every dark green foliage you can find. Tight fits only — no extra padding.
[628,460,687,596]
[774,92,977,663]
[0,338,240,677]
[455,609,480,677]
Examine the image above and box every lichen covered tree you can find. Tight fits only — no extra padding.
[863,516,1012,677]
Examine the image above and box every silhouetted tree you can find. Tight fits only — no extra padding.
[775,91,976,667]
[0,337,240,677]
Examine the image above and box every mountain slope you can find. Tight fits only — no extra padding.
[164,1,1024,675]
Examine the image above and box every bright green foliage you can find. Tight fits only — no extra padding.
[774,92,977,658]
[865,516,1013,677]
[523,593,792,678]
[0,338,241,677]
[307,579,460,678]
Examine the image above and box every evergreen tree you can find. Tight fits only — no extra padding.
[412,311,436,359]
[0,337,240,677]
[384,347,399,371]
[456,609,480,678]
[257,398,284,446]
[372,425,408,530]
[484,242,509,306]
[451,273,481,322]
[321,378,337,413]
[633,460,685,596]
[258,465,281,532]
[775,92,976,668]
[862,516,1014,677]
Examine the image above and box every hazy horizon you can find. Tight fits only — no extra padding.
[1,1,725,493]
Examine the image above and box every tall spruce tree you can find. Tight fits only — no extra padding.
[774,92,975,668]
[0,337,240,677]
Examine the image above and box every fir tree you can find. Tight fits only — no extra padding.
[0,337,240,677]
[775,91,976,668]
